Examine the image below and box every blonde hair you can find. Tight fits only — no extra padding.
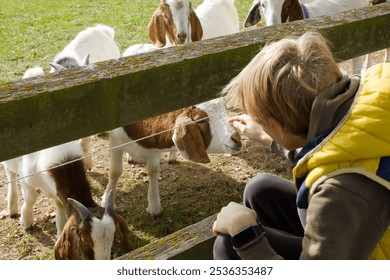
[223,32,343,136]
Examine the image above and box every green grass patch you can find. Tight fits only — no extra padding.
[0,0,252,83]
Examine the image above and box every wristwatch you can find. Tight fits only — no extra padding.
[231,223,264,249]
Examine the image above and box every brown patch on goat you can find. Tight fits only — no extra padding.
[148,3,177,47]
[54,214,94,260]
[189,3,203,42]
[174,107,211,163]
[148,2,203,47]
[123,106,212,163]
[49,158,97,214]
[123,109,183,149]
[281,0,304,23]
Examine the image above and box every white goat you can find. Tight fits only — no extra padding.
[50,24,121,170]
[1,141,134,259]
[243,0,371,74]
[102,98,242,217]
[195,0,240,40]
[51,24,120,72]
[147,0,239,48]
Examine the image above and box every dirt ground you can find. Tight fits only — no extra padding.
[0,54,385,260]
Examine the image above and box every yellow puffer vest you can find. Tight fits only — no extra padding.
[293,63,390,260]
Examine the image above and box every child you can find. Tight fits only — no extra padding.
[213,32,390,259]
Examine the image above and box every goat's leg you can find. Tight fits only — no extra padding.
[5,169,18,218]
[146,157,162,217]
[385,48,390,62]
[54,199,67,236]
[167,151,177,164]
[102,148,123,207]
[20,182,39,230]
[79,137,93,171]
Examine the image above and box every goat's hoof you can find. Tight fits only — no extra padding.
[167,159,177,164]
[25,225,34,232]
[9,213,19,219]
[146,207,162,219]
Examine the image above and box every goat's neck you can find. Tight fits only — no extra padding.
[123,108,186,149]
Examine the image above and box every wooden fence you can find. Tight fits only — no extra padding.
[0,5,389,162]
[0,4,389,259]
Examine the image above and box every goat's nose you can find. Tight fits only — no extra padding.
[231,131,242,148]
[177,33,187,43]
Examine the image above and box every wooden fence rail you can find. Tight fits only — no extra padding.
[0,4,389,162]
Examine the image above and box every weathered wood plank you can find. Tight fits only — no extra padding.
[0,5,389,161]
[116,213,216,260]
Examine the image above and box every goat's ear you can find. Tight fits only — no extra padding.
[81,54,90,66]
[284,0,303,22]
[148,8,167,47]
[173,109,210,163]
[189,4,203,42]
[114,214,135,253]
[54,220,80,260]
[244,2,261,28]
[50,63,66,72]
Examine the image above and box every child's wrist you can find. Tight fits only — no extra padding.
[229,213,258,236]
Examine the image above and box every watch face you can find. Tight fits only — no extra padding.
[231,225,262,248]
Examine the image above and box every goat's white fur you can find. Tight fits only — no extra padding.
[244,0,371,74]
[51,24,120,72]
[195,0,239,40]
[123,43,158,57]
[102,98,242,217]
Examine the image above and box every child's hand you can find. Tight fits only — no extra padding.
[213,202,258,237]
[228,114,272,146]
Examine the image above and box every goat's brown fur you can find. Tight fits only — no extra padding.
[50,158,134,259]
[174,107,211,163]
[281,0,304,22]
[123,106,211,163]
[148,1,203,47]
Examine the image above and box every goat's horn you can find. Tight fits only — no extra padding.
[50,63,66,72]
[68,198,93,220]
[82,54,90,66]
[104,190,115,217]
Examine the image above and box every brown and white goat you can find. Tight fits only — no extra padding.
[148,0,203,47]
[147,0,239,48]
[243,0,371,74]
[102,98,242,217]
[1,141,134,259]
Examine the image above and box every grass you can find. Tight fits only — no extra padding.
[0,0,253,84]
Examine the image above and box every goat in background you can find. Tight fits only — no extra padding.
[243,0,371,74]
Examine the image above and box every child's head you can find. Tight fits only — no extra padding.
[223,32,343,137]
